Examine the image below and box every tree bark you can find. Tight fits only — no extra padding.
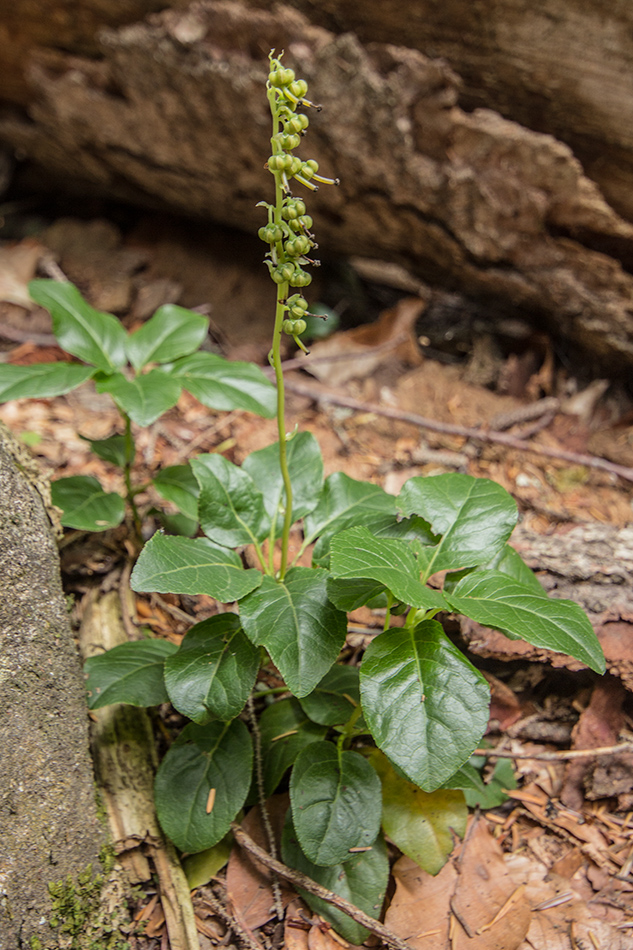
[0,423,104,950]
[2,1,633,374]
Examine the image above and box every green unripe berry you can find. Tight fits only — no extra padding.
[284,235,311,257]
[258,224,283,244]
[289,268,312,287]
[287,80,308,99]
[287,294,308,310]
[288,214,314,233]
[282,199,307,220]
[285,114,309,135]
[282,318,307,336]
[272,262,296,284]
[269,67,295,87]
[276,132,301,151]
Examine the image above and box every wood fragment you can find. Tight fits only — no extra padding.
[230,822,411,950]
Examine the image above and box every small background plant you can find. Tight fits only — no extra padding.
[0,51,607,945]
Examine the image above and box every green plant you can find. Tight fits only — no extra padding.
[6,53,606,944]
[0,287,277,536]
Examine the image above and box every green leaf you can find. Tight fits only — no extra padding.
[156,510,199,537]
[164,615,259,723]
[281,815,389,946]
[304,472,398,550]
[463,756,517,809]
[240,568,347,697]
[259,698,328,797]
[370,749,467,875]
[80,433,132,468]
[444,569,605,673]
[152,464,200,521]
[165,352,276,418]
[51,475,125,531]
[183,834,233,889]
[360,620,490,791]
[0,362,94,402]
[126,305,209,370]
[397,474,517,578]
[192,454,268,548]
[326,575,388,612]
[290,742,382,866]
[298,665,361,727]
[483,543,547,595]
[441,761,488,793]
[29,279,127,372]
[95,370,182,427]
[154,719,252,853]
[242,431,323,529]
[330,526,447,611]
[85,640,178,709]
[131,533,263,602]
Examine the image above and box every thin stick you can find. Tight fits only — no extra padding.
[246,696,284,919]
[474,741,633,761]
[284,380,633,483]
[198,887,265,950]
[230,822,411,950]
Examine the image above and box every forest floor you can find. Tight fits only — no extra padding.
[1,209,633,950]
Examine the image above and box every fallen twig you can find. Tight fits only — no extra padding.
[474,741,633,761]
[283,379,633,483]
[230,822,411,950]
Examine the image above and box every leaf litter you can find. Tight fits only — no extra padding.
[2,218,633,947]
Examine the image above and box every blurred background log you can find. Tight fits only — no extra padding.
[1,1,633,376]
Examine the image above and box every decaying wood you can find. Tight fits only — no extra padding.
[0,422,104,949]
[2,2,633,373]
[78,587,201,950]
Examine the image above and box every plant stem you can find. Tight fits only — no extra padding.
[267,88,294,581]
[123,413,143,544]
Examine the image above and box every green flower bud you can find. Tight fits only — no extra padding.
[282,198,307,220]
[282,317,308,336]
[289,268,312,287]
[301,159,319,180]
[285,114,309,135]
[284,235,311,257]
[258,224,283,244]
[276,132,301,151]
[272,262,296,284]
[292,318,307,335]
[269,67,295,87]
[287,80,308,99]
[288,214,314,233]
[286,294,308,311]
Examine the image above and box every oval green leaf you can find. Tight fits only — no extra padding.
[240,568,347,697]
[330,526,448,611]
[370,749,467,875]
[281,814,389,946]
[29,279,127,372]
[152,463,200,520]
[192,454,268,547]
[154,719,252,853]
[130,532,263,602]
[85,639,178,709]
[51,475,125,531]
[96,370,182,427]
[397,474,517,578]
[298,665,361,728]
[165,352,276,418]
[360,620,490,791]
[164,615,259,723]
[0,362,95,402]
[242,431,324,529]
[259,698,328,797]
[126,305,209,370]
[444,569,605,673]
[290,742,382,866]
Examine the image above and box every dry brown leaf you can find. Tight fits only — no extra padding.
[0,240,42,308]
[225,795,294,932]
[304,297,425,387]
[385,819,530,950]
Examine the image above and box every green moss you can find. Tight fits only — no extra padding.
[47,865,130,950]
